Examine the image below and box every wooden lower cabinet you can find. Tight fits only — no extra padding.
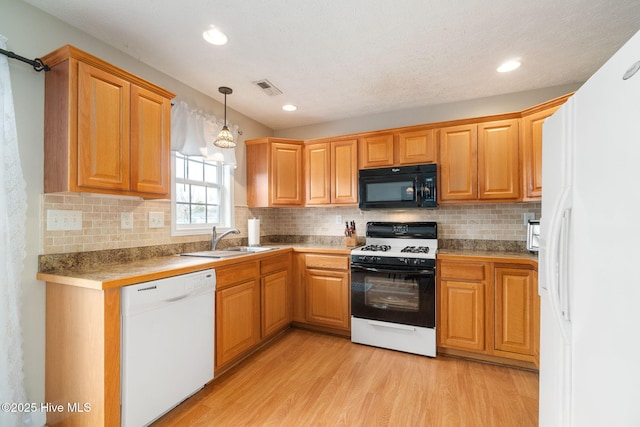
[494,266,538,360]
[216,278,261,368]
[437,256,539,369]
[262,270,289,337]
[305,268,350,330]
[215,253,293,372]
[292,252,351,335]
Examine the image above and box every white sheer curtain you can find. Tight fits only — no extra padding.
[0,35,30,427]
[170,100,238,167]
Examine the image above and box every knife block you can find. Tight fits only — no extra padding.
[345,232,358,248]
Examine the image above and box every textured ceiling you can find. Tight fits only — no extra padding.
[23,0,640,130]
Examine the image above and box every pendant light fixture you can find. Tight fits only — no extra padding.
[214,86,235,148]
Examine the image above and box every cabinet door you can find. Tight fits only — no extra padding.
[305,269,350,330]
[130,85,171,196]
[305,143,331,205]
[331,139,358,204]
[397,129,436,165]
[439,279,486,351]
[359,134,394,168]
[438,124,478,201]
[262,270,291,338]
[478,119,520,200]
[522,106,561,199]
[77,61,131,191]
[271,142,304,206]
[494,267,537,356]
[216,279,260,368]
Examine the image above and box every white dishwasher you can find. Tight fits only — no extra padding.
[121,269,215,427]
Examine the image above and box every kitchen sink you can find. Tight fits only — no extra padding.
[178,250,246,259]
[226,246,275,253]
[178,247,275,258]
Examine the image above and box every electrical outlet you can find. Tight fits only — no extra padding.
[148,212,164,229]
[335,215,342,224]
[47,209,83,231]
[121,212,133,229]
[524,212,535,225]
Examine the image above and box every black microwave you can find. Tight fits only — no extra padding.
[358,164,437,210]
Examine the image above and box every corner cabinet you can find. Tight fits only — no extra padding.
[438,119,520,203]
[437,255,540,369]
[246,138,305,207]
[305,139,358,205]
[42,45,174,199]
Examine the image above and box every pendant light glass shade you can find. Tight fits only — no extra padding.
[214,86,236,148]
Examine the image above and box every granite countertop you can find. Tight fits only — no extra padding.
[36,243,353,290]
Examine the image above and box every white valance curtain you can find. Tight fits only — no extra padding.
[0,35,30,427]
[170,100,238,167]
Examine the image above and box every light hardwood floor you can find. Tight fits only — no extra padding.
[152,329,538,426]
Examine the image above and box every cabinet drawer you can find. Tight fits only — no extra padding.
[216,261,259,289]
[261,254,290,275]
[440,261,486,281]
[305,254,349,271]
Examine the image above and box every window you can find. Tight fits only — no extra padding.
[171,152,234,235]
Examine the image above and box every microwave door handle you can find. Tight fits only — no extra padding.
[415,176,422,207]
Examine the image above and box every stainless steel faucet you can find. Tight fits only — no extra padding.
[211,226,240,250]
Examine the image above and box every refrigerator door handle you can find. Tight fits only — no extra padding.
[543,186,573,342]
[558,208,571,321]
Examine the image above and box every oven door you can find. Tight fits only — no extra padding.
[351,263,435,328]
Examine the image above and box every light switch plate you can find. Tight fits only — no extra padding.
[47,209,83,231]
[148,212,164,228]
[121,212,133,229]
[523,212,536,225]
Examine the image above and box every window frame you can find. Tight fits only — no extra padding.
[170,151,235,237]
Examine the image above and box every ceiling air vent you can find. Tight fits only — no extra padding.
[253,79,282,96]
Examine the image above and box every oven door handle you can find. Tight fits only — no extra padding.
[351,264,435,276]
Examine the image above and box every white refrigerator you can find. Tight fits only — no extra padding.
[539,29,640,426]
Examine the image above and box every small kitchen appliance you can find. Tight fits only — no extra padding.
[350,222,437,357]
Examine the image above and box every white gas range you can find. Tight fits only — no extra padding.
[350,222,438,357]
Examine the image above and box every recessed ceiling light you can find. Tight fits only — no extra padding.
[203,26,228,46]
[497,59,521,73]
[282,104,297,112]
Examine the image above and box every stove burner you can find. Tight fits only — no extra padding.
[401,246,430,254]
[361,244,391,252]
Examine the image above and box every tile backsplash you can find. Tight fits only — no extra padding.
[41,193,540,254]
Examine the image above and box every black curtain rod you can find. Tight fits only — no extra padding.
[0,48,50,72]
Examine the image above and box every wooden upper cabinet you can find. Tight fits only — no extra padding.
[305,139,357,206]
[478,119,520,200]
[359,129,436,169]
[42,45,174,199]
[439,119,520,203]
[246,138,305,207]
[359,134,394,168]
[331,139,358,204]
[397,129,437,165]
[521,95,571,200]
[438,124,478,201]
[305,142,331,205]
[130,85,171,195]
